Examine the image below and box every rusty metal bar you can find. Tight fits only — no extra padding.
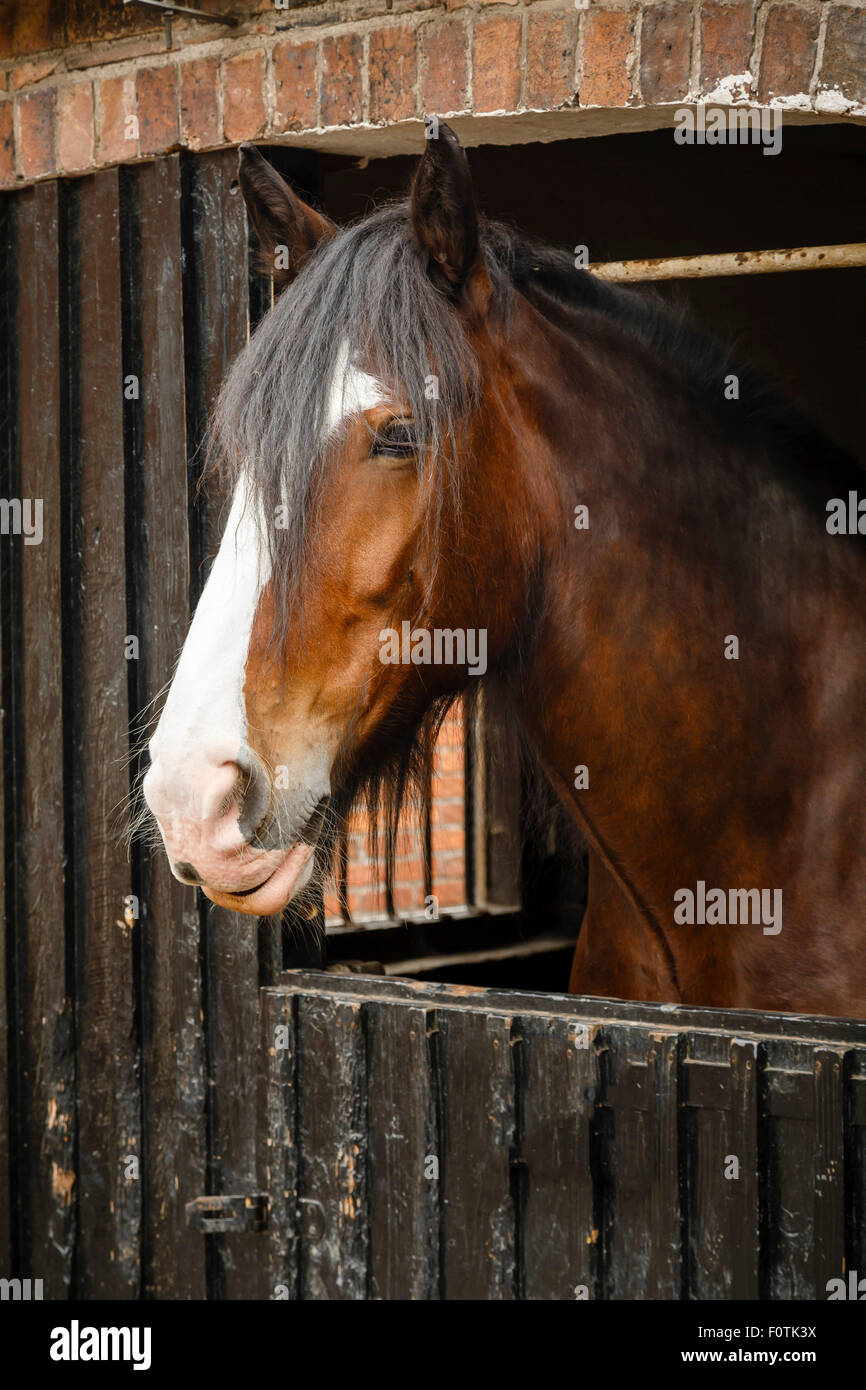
[590,242,866,283]
[123,0,239,25]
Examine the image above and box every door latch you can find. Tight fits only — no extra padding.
[185,1194,269,1234]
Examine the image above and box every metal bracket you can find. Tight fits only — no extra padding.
[123,1,239,52]
[185,1194,268,1234]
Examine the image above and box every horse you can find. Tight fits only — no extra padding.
[142,126,866,1019]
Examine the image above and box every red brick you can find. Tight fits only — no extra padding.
[757,5,819,103]
[136,64,178,157]
[58,83,95,174]
[432,880,465,908]
[273,40,317,133]
[0,101,14,187]
[434,744,464,774]
[99,75,137,163]
[639,2,692,103]
[432,774,464,799]
[180,57,220,150]
[347,886,388,916]
[222,49,267,143]
[347,858,383,887]
[700,2,755,91]
[473,14,522,113]
[431,800,464,829]
[420,19,468,114]
[18,87,55,179]
[525,10,577,109]
[369,25,418,123]
[434,827,465,851]
[321,34,363,126]
[819,6,866,108]
[432,856,466,881]
[581,8,635,107]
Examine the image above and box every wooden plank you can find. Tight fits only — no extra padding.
[259,989,299,1301]
[762,1040,846,1298]
[296,994,369,1299]
[812,1048,845,1293]
[14,180,76,1296]
[132,156,207,1300]
[180,148,263,1299]
[367,1001,440,1299]
[845,1055,866,1278]
[71,168,140,1298]
[597,1026,679,1299]
[520,1016,598,1299]
[439,1009,516,1299]
[474,694,521,909]
[0,190,16,1276]
[274,968,866,1048]
[682,1035,759,1298]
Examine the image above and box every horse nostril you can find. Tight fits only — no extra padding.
[173,861,202,886]
[235,745,273,844]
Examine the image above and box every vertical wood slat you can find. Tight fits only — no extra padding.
[297,994,369,1300]
[15,181,76,1296]
[72,168,140,1298]
[0,192,15,1275]
[181,148,262,1300]
[682,1036,759,1298]
[598,1026,680,1299]
[133,155,207,1300]
[368,1001,440,1300]
[439,1010,516,1299]
[259,989,299,1301]
[845,1054,866,1278]
[812,1047,845,1292]
[762,1040,846,1298]
[519,1017,598,1300]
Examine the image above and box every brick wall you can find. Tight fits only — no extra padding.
[2,1,865,189]
[323,705,468,923]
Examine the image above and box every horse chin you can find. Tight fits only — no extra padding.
[201,841,316,917]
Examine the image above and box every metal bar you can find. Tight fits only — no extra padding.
[591,241,866,283]
[123,0,239,26]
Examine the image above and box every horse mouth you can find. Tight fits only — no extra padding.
[202,840,316,916]
[201,798,329,916]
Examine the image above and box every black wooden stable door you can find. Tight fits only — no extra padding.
[0,149,282,1299]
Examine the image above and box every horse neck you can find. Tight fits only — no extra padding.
[504,296,866,1003]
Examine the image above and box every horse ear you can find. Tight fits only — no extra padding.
[409,122,492,315]
[238,143,336,292]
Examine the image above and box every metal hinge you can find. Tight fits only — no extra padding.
[185,1194,268,1234]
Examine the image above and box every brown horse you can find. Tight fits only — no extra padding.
[143,127,866,1019]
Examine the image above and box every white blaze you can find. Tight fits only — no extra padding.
[150,344,385,788]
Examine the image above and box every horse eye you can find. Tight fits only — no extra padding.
[373,419,416,459]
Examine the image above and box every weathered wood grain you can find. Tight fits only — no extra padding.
[439,1008,516,1298]
[519,1015,598,1299]
[132,155,207,1300]
[71,168,140,1298]
[297,993,369,1299]
[368,1001,440,1299]
[14,179,76,1296]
